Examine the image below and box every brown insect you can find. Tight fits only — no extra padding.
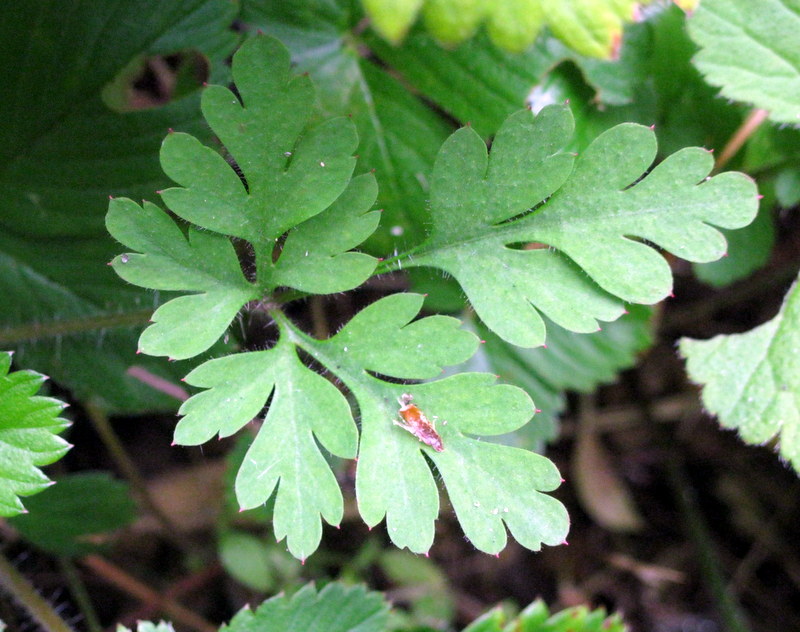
[394,393,444,452]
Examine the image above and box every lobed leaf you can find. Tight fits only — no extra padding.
[0,352,71,517]
[176,295,569,558]
[107,35,379,361]
[680,275,800,474]
[409,104,758,347]
[175,338,358,561]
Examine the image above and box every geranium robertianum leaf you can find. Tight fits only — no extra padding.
[174,294,569,559]
[407,103,758,348]
[106,35,378,360]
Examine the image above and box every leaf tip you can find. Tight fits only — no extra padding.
[561,539,569,546]
[649,124,656,131]
[167,128,174,134]
[542,344,548,349]
[535,408,542,414]
[757,194,764,200]
[479,339,486,344]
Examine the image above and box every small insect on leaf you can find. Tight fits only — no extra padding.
[394,393,444,452]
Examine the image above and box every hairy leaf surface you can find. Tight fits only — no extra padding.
[689,0,800,125]
[107,36,379,360]
[223,582,390,632]
[680,276,800,474]
[0,352,71,517]
[176,295,568,558]
[408,104,758,347]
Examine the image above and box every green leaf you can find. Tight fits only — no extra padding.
[176,294,568,558]
[107,35,379,360]
[175,337,358,560]
[222,582,390,632]
[362,0,425,44]
[240,2,453,253]
[9,472,136,556]
[694,196,775,287]
[117,623,175,632]
[407,104,758,347]
[0,352,71,517]
[464,306,653,449]
[680,275,800,474]
[689,0,800,125]
[218,530,276,592]
[363,0,637,58]
[0,0,238,412]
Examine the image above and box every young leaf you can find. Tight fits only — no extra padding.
[406,104,758,347]
[222,582,390,632]
[689,0,800,125]
[0,352,71,517]
[175,294,569,559]
[680,275,800,474]
[107,35,379,360]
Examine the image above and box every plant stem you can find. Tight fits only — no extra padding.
[714,108,769,173]
[0,551,75,632]
[80,554,216,632]
[57,556,102,632]
[83,400,186,551]
[663,452,753,632]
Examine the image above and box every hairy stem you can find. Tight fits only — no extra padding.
[0,551,74,632]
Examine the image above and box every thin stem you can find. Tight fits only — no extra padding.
[57,556,102,632]
[0,551,75,632]
[714,108,769,173]
[83,400,186,550]
[80,554,216,632]
[664,453,753,632]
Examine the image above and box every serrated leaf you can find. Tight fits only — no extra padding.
[407,104,758,347]
[10,472,136,556]
[688,0,800,125]
[177,294,568,558]
[107,35,379,360]
[680,275,800,474]
[0,352,71,517]
[222,582,390,632]
[0,0,238,411]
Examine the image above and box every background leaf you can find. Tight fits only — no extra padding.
[688,0,800,125]
[0,0,238,411]
[0,352,71,517]
[222,582,390,632]
[680,275,800,474]
[9,472,136,556]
